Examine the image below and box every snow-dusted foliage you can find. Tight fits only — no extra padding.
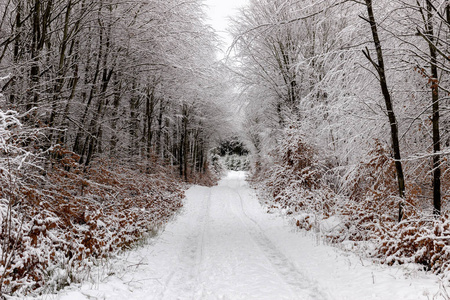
[0,0,226,294]
[221,155,249,171]
[250,118,450,283]
[1,156,185,296]
[249,121,338,233]
[235,0,450,282]
[0,108,40,293]
[0,107,185,296]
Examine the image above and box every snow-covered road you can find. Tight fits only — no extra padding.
[46,171,443,300]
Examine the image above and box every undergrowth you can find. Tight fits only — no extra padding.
[0,112,220,297]
[250,122,450,284]
[0,102,221,297]
[0,151,186,296]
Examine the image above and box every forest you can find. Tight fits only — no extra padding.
[0,0,229,295]
[0,0,450,297]
[232,0,450,287]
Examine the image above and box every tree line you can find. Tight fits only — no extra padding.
[0,0,228,178]
[231,0,450,218]
[0,1,231,294]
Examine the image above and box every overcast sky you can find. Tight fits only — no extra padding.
[204,0,249,55]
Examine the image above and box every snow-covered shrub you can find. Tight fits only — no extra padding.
[1,143,185,296]
[0,104,47,296]
[379,215,450,276]
[183,162,219,186]
[337,141,408,242]
[250,122,338,232]
[250,126,450,281]
[210,152,224,175]
[221,154,249,171]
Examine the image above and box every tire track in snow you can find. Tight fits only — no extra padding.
[43,172,441,300]
[231,188,330,300]
[158,188,211,300]
[191,188,211,299]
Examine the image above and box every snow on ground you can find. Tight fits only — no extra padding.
[26,171,445,300]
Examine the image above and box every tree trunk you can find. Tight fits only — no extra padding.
[425,0,441,215]
[179,130,183,178]
[156,98,164,158]
[49,0,72,145]
[73,32,102,156]
[146,86,155,159]
[29,0,41,112]
[58,40,80,146]
[179,104,189,181]
[447,4,450,24]
[363,0,406,222]
[183,113,189,182]
[84,67,113,166]
[110,73,121,155]
[129,85,138,158]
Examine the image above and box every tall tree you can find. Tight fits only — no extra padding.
[415,0,445,215]
[362,0,406,221]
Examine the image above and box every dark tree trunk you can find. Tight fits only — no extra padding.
[181,104,189,181]
[179,132,183,178]
[110,73,121,155]
[49,0,72,145]
[73,32,102,156]
[29,0,41,112]
[8,0,21,104]
[58,40,80,146]
[156,98,164,158]
[145,86,155,159]
[84,67,112,166]
[447,4,450,24]
[363,0,406,222]
[129,87,138,158]
[424,0,441,215]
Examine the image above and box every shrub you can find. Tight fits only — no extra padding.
[0,130,185,296]
[250,126,450,280]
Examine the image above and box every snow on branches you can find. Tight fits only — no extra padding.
[250,120,450,282]
[0,114,185,297]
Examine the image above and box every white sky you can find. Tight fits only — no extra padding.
[204,0,249,55]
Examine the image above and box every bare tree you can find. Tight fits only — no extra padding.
[361,0,406,221]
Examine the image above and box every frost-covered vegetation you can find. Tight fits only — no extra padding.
[0,107,189,295]
[0,0,225,296]
[250,123,450,282]
[2,0,450,296]
[222,154,249,171]
[232,0,450,284]
[212,137,249,171]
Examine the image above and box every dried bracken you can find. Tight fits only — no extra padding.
[251,123,450,283]
[0,139,186,296]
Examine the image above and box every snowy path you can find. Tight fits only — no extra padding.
[45,171,443,300]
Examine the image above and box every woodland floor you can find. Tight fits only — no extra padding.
[23,171,446,300]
